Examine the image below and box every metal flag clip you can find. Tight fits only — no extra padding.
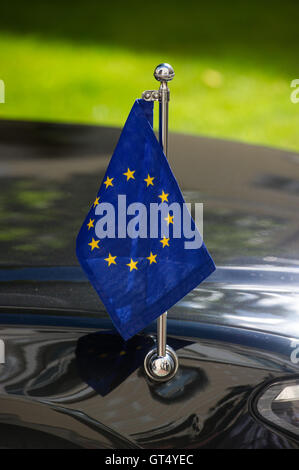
[142,63,179,382]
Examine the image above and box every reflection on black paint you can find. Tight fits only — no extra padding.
[146,366,208,403]
[132,380,296,449]
[254,174,299,195]
[76,332,154,396]
[132,413,203,449]
[76,332,191,397]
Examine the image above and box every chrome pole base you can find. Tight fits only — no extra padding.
[144,345,178,382]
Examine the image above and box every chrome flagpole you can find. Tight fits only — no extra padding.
[155,64,172,360]
[143,63,179,381]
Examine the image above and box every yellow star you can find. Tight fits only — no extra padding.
[87,219,95,230]
[104,253,117,266]
[158,190,169,203]
[144,174,154,187]
[123,168,135,181]
[104,176,114,189]
[160,237,170,248]
[165,213,174,225]
[88,237,100,251]
[147,252,157,264]
[127,258,138,271]
[93,197,100,207]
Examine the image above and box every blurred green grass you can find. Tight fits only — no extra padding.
[0,0,298,151]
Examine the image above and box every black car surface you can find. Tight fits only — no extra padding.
[0,119,299,448]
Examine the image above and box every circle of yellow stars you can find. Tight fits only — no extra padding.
[87,169,175,270]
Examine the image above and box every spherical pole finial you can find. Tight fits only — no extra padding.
[154,63,175,82]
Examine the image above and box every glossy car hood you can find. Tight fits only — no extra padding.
[0,120,299,338]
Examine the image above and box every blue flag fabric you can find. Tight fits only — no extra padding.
[76,99,215,340]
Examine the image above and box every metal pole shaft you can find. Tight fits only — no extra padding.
[157,80,170,358]
[157,314,167,357]
[143,63,178,381]
[159,81,169,156]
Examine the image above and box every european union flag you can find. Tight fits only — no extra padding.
[76,99,215,340]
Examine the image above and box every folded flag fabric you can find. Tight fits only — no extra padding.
[76,99,215,340]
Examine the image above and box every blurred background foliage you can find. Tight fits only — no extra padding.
[0,0,298,151]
